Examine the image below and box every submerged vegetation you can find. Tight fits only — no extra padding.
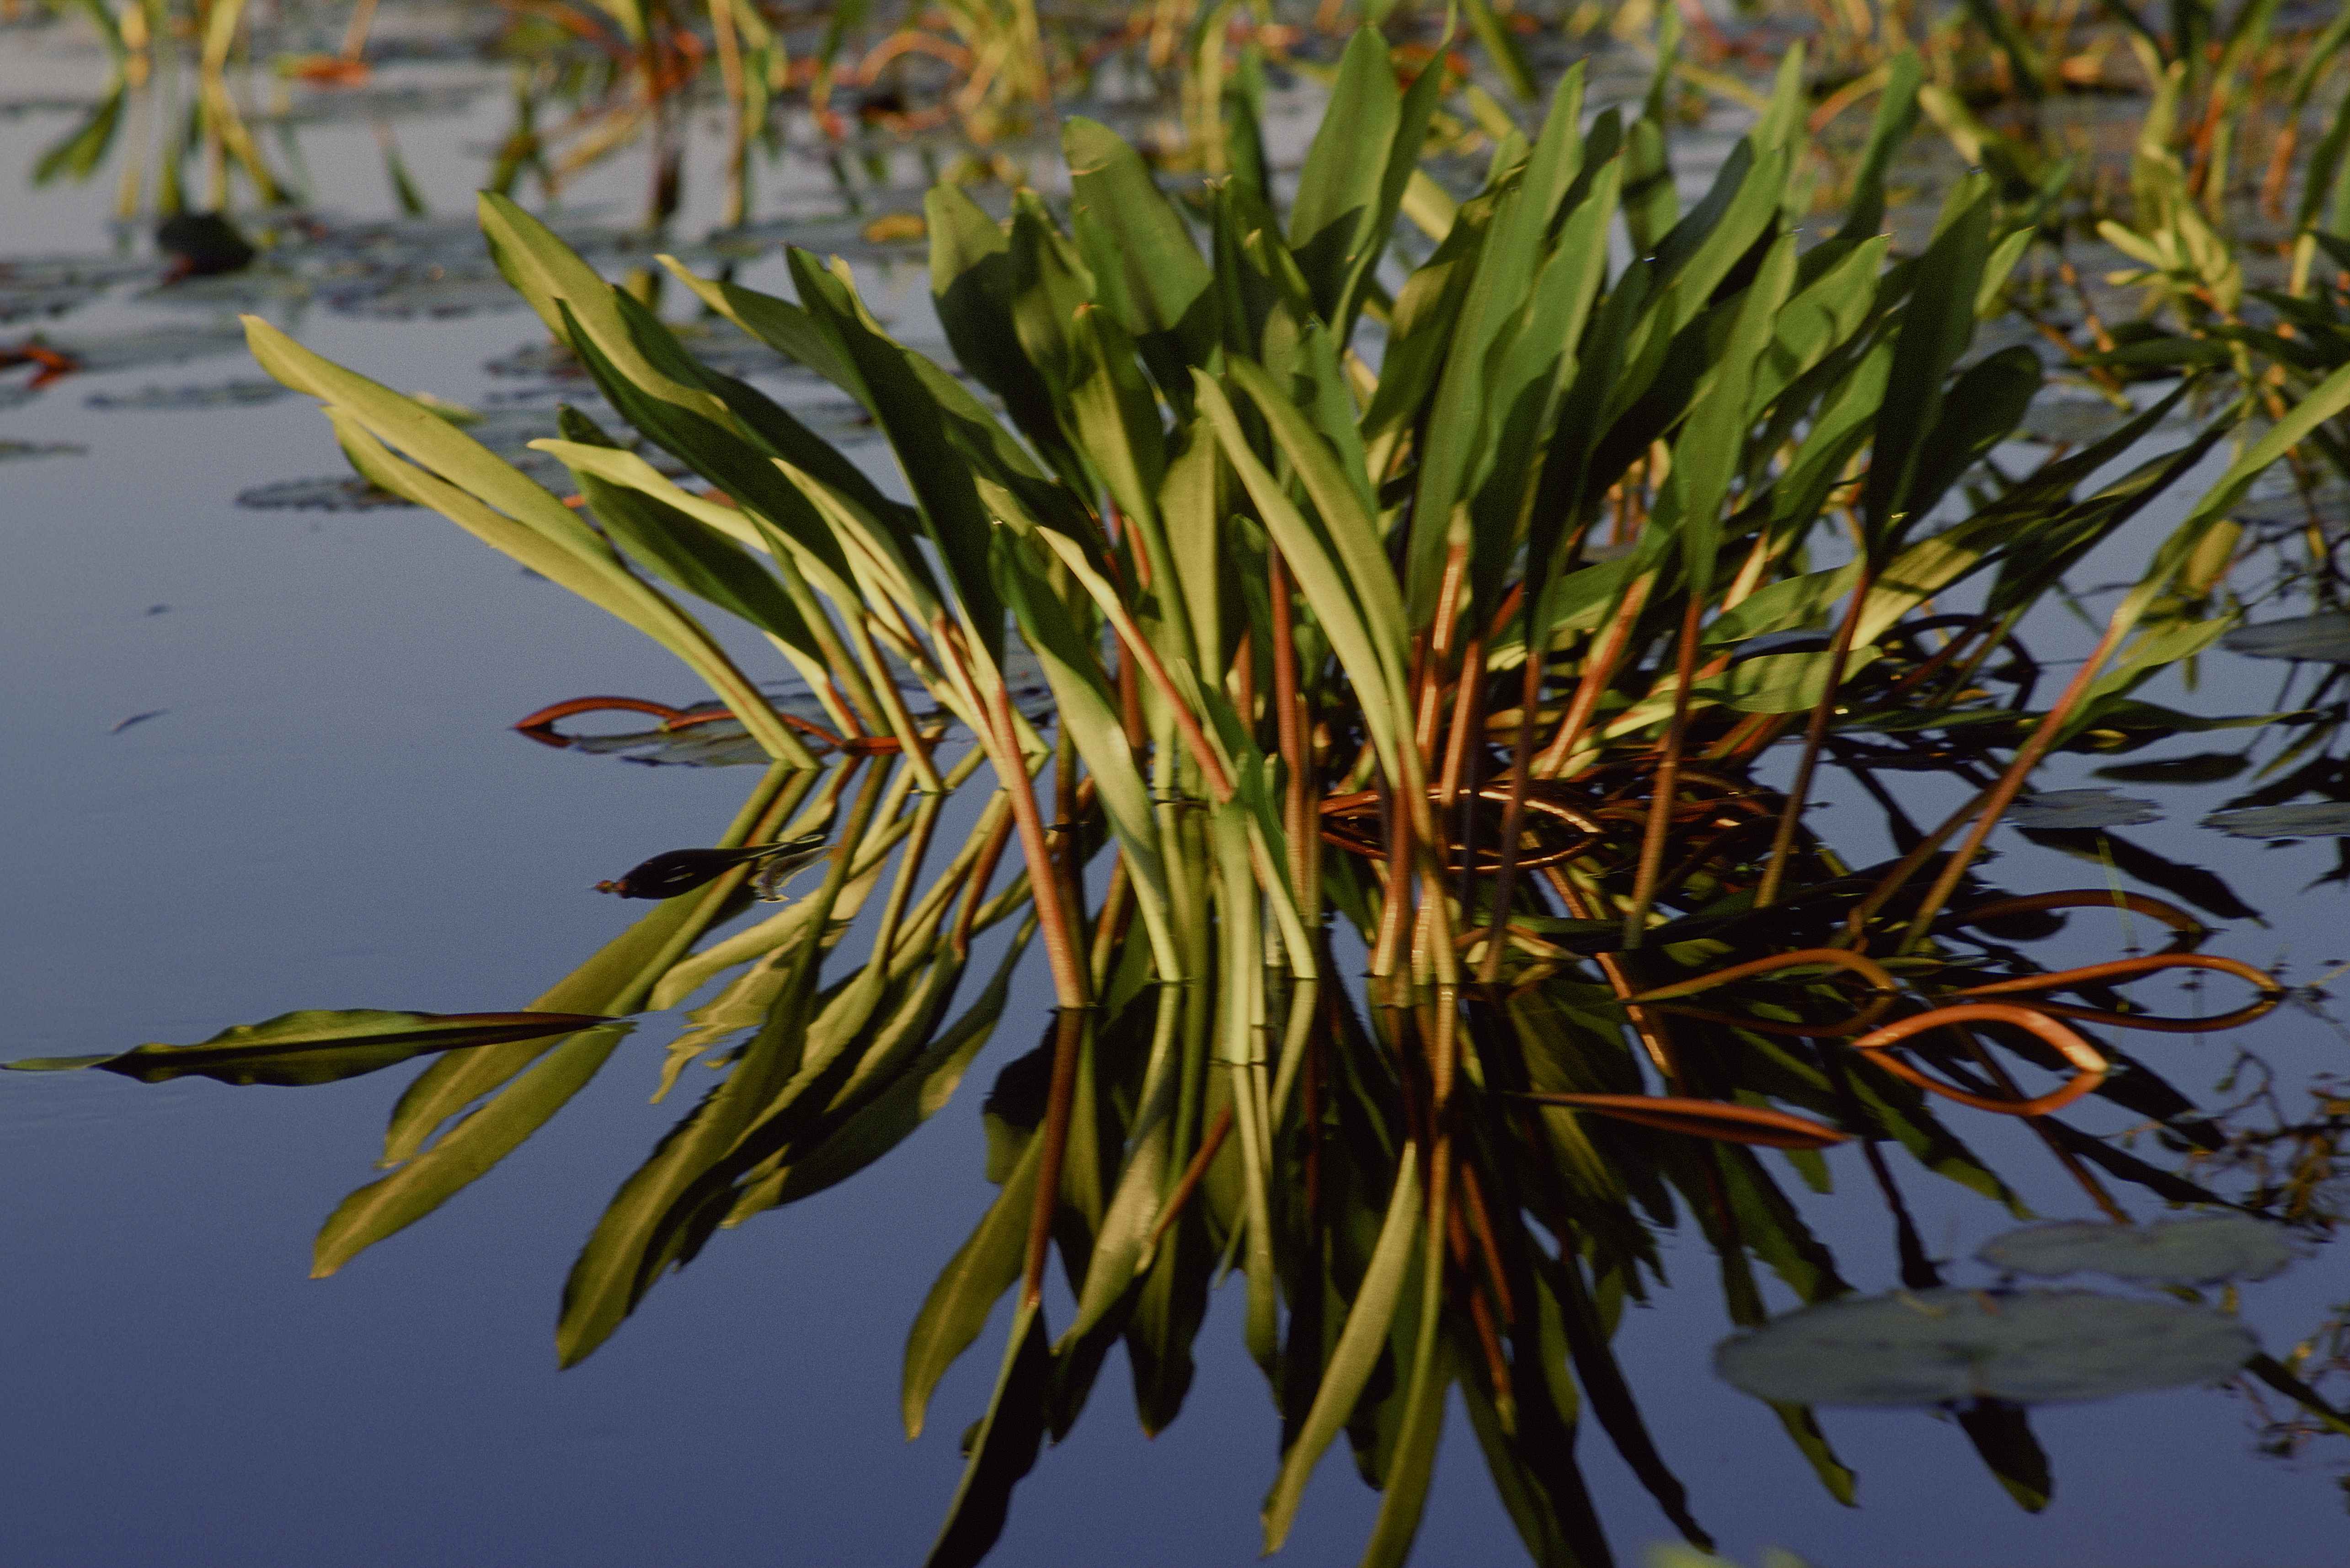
[18,0,2350,1563]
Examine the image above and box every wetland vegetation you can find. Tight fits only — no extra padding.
[11,0,2350,1563]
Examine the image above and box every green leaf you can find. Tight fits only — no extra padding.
[560,454,812,642]
[1899,344,2044,522]
[922,1299,1052,1568]
[993,530,1181,975]
[1199,369,1410,789]
[1704,561,1864,646]
[1064,116,1218,395]
[477,192,729,425]
[31,81,124,186]
[656,258,862,395]
[905,1134,1044,1438]
[1289,29,1402,326]
[1262,1143,1422,1552]
[1666,231,1798,603]
[244,317,817,768]
[553,768,887,1365]
[1860,178,1993,555]
[926,182,1060,451]
[315,770,814,1277]
[1359,1215,1451,1568]
[1288,27,1447,338]
[790,251,1011,669]
[8,1009,612,1087]
[753,925,1031,1208]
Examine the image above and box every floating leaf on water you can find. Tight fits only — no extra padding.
[0,439,83,461]
[2220,613,2350,664]
[2201,801,2350,839]
[2003,789,2162,830]
[326,269,535,320]
[5,1008,613,1087]
[0,282,107,322]
[566,717,774,768]
[85,378,291,411]
[2232,474,2350,537]
[1714,1289,2257,1407]
[136,268,316,310]
[8,321,246,375]
[2016,396,2132,447]
[2094,752,2249,785]
[596,832,832,900]
[255,83,491,127]
[236,475,413,512]
[1978,1216,2300,1284]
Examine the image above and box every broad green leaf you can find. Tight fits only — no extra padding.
[563,460,812,643]
[1288,29,1402,326]
[927,182,1061,453]
[323,408,816,768]
[1667,231,1797,603]
[1360,1211,1451,1568]
[1860,177,1993,554]
[1064,116,1218,392]
[1198,370,1409,788]
[31,82,124,186]
[923,1299,1052,1568]
[1898,345,2043,524]
[477,193,729,424]
[1748,235,1887,421]
[1223,358,1410,687]
[245,315,814,767]
[790,251,1013,669]
[905,1134,1043,1438]
[656,259,862,395]
[1704,561,1864,646]
[317,1025,633,1276]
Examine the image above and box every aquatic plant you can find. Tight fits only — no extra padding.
[19,23,2350,1568]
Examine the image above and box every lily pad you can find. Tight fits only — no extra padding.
[2201,801,2350,839]
[1978,1216,2299,1284]
[0,439,83,461]
[1714,1288,2256,1407]
[236,475,413,512]
[325,269,535,320]
[86,378,290,411]
[2003,789,2161,830]
[2220,613,2350,664]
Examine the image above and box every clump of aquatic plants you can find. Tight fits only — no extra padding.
[23,29,2350,1568]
